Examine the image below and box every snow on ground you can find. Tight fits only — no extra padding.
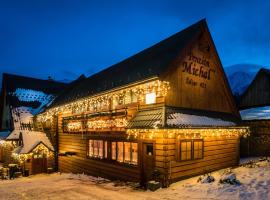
[1,159,270,200]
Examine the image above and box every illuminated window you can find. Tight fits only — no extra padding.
[88,140,107,159]
[179,139,203,161]
[111,141,138,165]
[98,140,103,158]
[145,92,156,104]
[131,143,138,164]
[111,142,117,160]
[88,140,138,165]
[89,140,94,156]
[104,141,108,159]
[193,140,203,159]
[117,142,124,162]
[180,141,192,161]
[124,142,131,163]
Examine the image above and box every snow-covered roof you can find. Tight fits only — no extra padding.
[167,113,236,127]
[12,131,54,154]
[240,106,270,120]
[127,107,237,129]
[10,89,56,131]
[12,88,54,115]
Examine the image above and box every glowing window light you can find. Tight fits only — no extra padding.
[145,92,156,104]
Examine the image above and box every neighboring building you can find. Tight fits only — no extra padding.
[0,73,66,174]
[7,131,55,174]
[36,19,248,185]
[239,68,270,156]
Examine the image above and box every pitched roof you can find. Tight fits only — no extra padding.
[50,19,207,108]
[127,107,164,129]
[1,73,68,116]
[239,68,270,109]
[2,73,67,95]
[11,131,54,154]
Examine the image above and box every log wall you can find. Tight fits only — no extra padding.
[154,135,240,183]
[57,115,140,182]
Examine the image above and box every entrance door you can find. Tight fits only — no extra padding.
[32,154,47,174]
[142,142,155,184]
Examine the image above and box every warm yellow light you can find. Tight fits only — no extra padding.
[145,92,156,104]
[37,80,170,120]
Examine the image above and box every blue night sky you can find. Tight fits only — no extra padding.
[0,0,270,82]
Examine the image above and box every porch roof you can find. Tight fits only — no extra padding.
[127,107,238,129]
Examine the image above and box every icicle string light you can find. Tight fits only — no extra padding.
[64,118,128,132]
[12,143,54,163]
[126,128,250,139]
[37,80,170,122]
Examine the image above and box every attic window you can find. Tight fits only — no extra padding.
[145,92,156,104]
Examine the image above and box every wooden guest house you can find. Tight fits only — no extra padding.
[35,19,248,185]
[239,68,270,156]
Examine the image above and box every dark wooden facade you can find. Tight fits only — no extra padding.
[240,120,270,156]
[239,68,270,109]
[36,19,245,185]
[239,68,270,156]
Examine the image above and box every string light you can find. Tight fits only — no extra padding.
[64,118,128,132]
[37,80,170,122]
[126,127,250,139]
[12,143,54,163]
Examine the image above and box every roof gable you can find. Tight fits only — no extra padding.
[50,19,206,108]
[1,73,68,120]
[2,73,67,95]
[239,68,270,109]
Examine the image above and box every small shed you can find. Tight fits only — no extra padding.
[10,131,54,175]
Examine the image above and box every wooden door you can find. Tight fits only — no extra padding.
[142,142,155,184]
[32,154,47,174]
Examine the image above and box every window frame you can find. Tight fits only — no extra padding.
[177,139,204,162]
[88,139,107,159]
[87,139,138,166]
[193,139,204,160]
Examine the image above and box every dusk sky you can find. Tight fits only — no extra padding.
[0,0,270,82]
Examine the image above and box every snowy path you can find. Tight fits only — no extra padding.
[0,159,270,200]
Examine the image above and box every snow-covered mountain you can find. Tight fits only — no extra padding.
[224,64,263,96]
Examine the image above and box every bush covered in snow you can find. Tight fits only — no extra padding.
[219,169,240,185]
[197,173,215,183]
